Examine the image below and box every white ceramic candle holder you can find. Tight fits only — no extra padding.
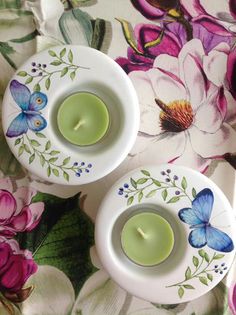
[2,45,139,185]
[95,164,236,304]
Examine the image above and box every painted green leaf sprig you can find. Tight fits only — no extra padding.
[14,132,92,182]
[166,249,226,298]
[17,47,89,92]
[118,168,194,206]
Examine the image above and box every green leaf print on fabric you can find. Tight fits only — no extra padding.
[10,29,38,43]
[59,8,93,45]
[0,9,36,94]
[0,133,24,177]
[59,7,106,50]
[61,0,96,10]
[0,0,21,9]
[16,192,95,295]
[91,18,106,50]
[0,41,16,69]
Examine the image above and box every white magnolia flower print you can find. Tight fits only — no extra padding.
[22,265,75,315]
[181,0,236,33]
[129,38,236,172]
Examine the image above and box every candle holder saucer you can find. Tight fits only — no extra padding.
[2,45,139,185]
[95,164,236,304]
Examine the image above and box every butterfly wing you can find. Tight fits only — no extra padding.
[6,113,28,137]
[26,113,47,132]
[189,227,207,248]
[29,92,48,111]
[192,188,214,223]
[178,208,203,225]
[206,226,234,252]
[10,80,31,111]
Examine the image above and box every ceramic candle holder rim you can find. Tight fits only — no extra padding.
[95,164,236,304]
[2,45,140,185]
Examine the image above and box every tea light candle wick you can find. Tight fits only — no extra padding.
[137,227,148,239]
[57,92,109,146]
[73,120,84,131]
[121,212,175,266]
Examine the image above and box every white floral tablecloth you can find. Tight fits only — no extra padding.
[0,0,236,314]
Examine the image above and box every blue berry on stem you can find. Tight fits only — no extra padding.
[38,63,41,67]
[165,178,170,182]
[125,194,128,198]
[118,191,123,195]
[73,162,78,166]
[161,171,166,175]
[81,162,85,166]
[88,163,92,168]
[175,191,180,195]
[166,169,171,173]
[32,62,36,67]
[173,175,178,180]
[85,169,89,173]
[124,183,129,188]
[31,68,37,73]
[42,64,47,68]
[76,173,81,177]
[119,188,124,191]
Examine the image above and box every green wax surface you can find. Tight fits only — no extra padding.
[57,92,109,146]
[121,212,174,266]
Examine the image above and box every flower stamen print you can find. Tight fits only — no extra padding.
[126,39,236,172]
[156,98,194,132]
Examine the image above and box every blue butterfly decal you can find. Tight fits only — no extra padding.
[6,80,48,138]
[178,188,234,253]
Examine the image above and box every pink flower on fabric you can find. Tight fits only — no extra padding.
[0,239,37,293]
[116,19,232,74]
[229,282,236,315]
[116,21,232,74]
[129,39,236,171]
[0,178,44,237]
[227,47,236,100]
[116,23,182,73]
[130,0,234,36]
[130,0,167,20]
[180,0,236,34]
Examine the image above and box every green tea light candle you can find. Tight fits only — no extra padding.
[57,92,109,146]
[121,212,174,266]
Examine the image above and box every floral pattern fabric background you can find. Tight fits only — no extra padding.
[0,0,236,314]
